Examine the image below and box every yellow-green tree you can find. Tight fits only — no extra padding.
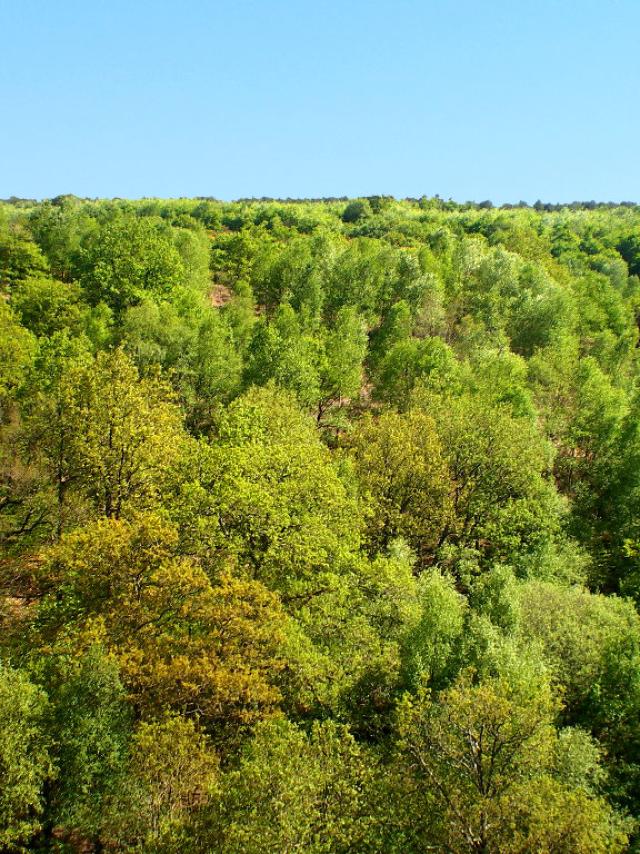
[24,347,186,525]
[397,675,629,853]
[176,385,362,595]
[349,410,452,564]
[0,663,52,850]
[194,719,376,854]
[36,513,286,737]
[103,715,218,851]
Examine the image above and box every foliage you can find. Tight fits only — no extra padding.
[191,718,376,854]
[103,715,219,851]
[2,195,640,850]
[396,674,629,853]
[0,663,52,849]
[349,410,451,562]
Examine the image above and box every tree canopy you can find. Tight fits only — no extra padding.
[2,194,640,851]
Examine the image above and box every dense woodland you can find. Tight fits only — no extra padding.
[3,193,640,852]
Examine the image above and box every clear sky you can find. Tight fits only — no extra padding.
[1,0,639,203]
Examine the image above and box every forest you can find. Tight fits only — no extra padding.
[2,192,640,852]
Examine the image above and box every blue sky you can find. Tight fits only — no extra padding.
[1,0,639,203]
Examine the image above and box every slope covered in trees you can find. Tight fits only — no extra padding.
[2,194,640,851]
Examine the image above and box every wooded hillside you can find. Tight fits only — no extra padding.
[2,194,640,852]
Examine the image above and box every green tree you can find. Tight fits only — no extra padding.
[197,719,375,854]
[120,297,197,378]
[342,198,373,223]
[401,569,466,690]
[518,580,640,809]
[419,390,561,568]
[176,386,361,595]
[0,218,49,288]
[0,663,52,850]
[34,636,131,847]
[79,215,185,313]
[326,238,393,320]
[349,410,451,564]
[0,301,35,420]
[397,674,628,853]
[374,336,458,410]
[318,305,367,419]
[103,715,218,851]
[244,305,321,408]
[24,348,186,521]
[190,309,244,429]
[10,275,86,339]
